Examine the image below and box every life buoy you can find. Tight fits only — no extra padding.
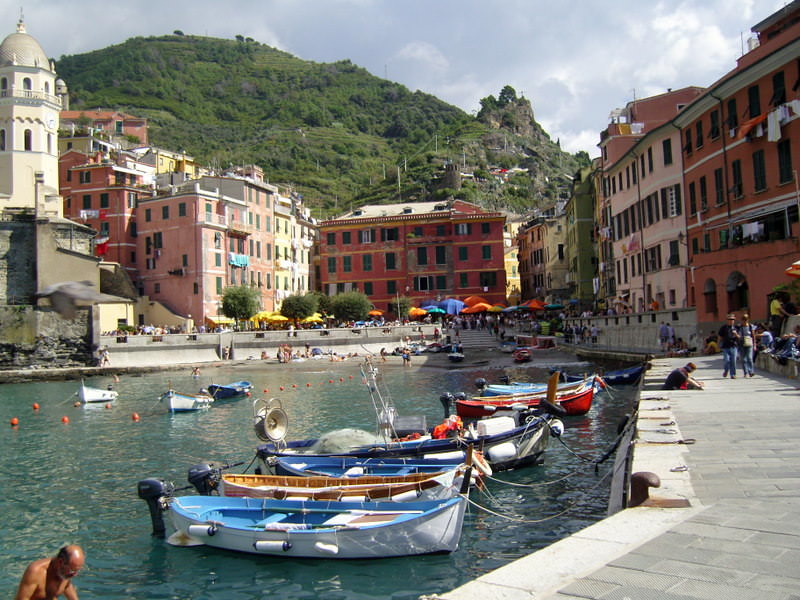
[472,450,493,478]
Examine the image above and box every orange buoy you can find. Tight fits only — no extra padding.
[329,379,334,384]
[61,416,70,424]
[131,412,140,421]
[263,389,269,394]
[10,417,19,426]
[292,384,297,388]
[306,382,311,387]
[246,391,251,397]
[339,377,344,382]
[32,403,40,411]
[349,375,353,379]
[279,386,284,391]
[105,403,112,409]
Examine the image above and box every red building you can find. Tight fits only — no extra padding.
[318,200,508,314]
[60,149,155,280]
[674,2,800,324]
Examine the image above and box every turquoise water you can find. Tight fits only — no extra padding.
[0,358,636,599]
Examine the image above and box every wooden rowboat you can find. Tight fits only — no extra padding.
[161,389,214,412]
[76,380,118,403]
[220,468,466,502]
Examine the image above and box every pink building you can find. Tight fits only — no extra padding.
[60,110,148,145]
[599,88,704,312]
[134,174,280,327]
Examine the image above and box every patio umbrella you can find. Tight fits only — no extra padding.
[440,298,466,315]
[250,310,272,322]
[461,302,492,313]
[523,299,546,310]
[368,309,384,316]
[502,305,520,312]
[785,260,800,278]
[463,295,488,307]
[267,313,288,322]
[487,304,505,312]
[301,313,323,323]
[408,307,428,317]
[421,305,445,314]
[544,303,564,310]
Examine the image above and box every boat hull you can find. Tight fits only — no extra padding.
[256,415,556,473]
[207,381,253,400]
[167,495,467,558]
[457,386,595,418]
[162,390,214,412]
[78,385,118,403]
[220,469,463,502]
[273,456,466,478]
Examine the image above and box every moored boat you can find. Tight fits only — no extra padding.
[219,468,467,502]
[455,384,595,418]
[564,364,646,386]
[164,494,469,558]
[76,380,118,403]
[206,380,253,400]
[271,454,469,478]
[479,376,596,397]
[161,389,214,412]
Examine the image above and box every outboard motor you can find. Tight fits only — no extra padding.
[474,378,487,391]
[439,393,454,420]
[187,463,219,495]
[137,478,174,538]
[498,375,510,385]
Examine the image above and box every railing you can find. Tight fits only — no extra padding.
[0,89,62,105]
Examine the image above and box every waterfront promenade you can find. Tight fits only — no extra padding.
[431,353,800,600]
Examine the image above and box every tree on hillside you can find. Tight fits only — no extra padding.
[280,293,317,324]
[498,85,518,107]
[331,291,372,322]
[221,285,260,323]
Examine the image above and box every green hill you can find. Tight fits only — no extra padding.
[55,34,589,215]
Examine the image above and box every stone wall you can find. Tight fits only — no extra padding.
[0,217,36,305]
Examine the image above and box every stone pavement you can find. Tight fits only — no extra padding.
[430,353,800,600]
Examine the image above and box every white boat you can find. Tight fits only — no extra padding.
[161,389,214,412]
[166,494,468,558]
[77,380,118,403]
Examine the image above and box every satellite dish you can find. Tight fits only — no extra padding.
[253,398,289,443]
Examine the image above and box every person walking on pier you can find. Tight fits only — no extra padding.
[738,313,756,377]
[718,314,740,378]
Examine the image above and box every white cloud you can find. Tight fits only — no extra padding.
[1,0,791,157]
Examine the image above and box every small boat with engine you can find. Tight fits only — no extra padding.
[161,389,214,413]
[76,380,118,404]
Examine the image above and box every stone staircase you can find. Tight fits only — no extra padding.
[446,327,500,350]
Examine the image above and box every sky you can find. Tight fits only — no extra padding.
[2,0,788,157]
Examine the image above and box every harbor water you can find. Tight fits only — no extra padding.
[0,356,637,599]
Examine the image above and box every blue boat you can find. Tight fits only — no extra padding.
[272,455,466,478]
[206,380,253,400]
[564,364,646,386]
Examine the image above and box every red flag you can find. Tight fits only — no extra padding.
[95,236,109,257]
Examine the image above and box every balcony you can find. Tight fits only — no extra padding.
[227,220,253,236]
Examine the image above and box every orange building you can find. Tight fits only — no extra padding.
[60,109,148,146]
[674,2,800,323]
[319,200,507,314]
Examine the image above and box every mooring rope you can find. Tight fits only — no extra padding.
[466,465,614,524]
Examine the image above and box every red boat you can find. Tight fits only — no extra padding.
[456,385,595,418]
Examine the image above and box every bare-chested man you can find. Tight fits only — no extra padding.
[15,545,85,600]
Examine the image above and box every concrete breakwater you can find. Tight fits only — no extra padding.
[99,324,441,368]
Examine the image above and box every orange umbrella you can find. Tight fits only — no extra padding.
[368,309,384,316]
[523,299,546,310]
[785,260,800,278]
[408,307,428,317]
[463,295,488,307]
[461,302,492,313]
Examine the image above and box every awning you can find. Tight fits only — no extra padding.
[206,316,235,325]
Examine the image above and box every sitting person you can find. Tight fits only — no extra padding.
[703,332,720,355]
[662,362,704,390]
[670,337,690,356]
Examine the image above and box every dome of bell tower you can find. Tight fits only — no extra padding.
[0,18,51,70]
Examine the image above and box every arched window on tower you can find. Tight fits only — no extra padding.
[0,77,7,96]
[23,78,32,93]
[24,129,32,151]
[47,133,52,154]
[0,129,5,151]
[44,81,49,94]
